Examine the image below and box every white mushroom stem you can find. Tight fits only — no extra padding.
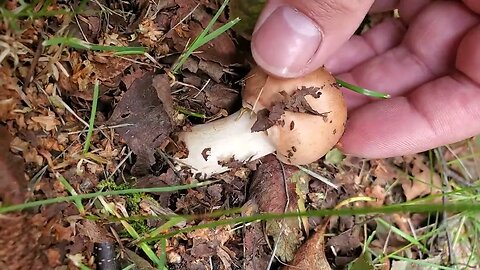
[176,110,275,178]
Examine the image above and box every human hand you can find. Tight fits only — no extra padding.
[251,0,480,158]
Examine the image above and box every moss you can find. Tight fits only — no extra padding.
[97,179,153,213]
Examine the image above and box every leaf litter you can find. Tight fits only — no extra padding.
[1,1,478,269]
[107,72,173,175]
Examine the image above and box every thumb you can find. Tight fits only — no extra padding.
[251,0,375,78]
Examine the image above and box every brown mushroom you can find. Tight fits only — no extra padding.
[176,66,347,178]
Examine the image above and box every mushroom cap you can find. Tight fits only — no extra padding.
[242,65,347,165]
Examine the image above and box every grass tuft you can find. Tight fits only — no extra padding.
[171,0,240,73]
[98,196,164,268]
[83,80,100,154]
[1,0,82,32]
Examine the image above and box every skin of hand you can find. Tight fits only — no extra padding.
[251,0,480,159]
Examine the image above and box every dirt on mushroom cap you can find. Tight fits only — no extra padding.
[243,66,348,165]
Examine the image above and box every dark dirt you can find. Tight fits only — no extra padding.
[0,0,476,270]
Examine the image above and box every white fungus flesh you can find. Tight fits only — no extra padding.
[177,110,275,177]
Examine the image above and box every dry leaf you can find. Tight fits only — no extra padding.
[401,155,442,201]
[31,111,60,131]
[248,155,310,262]
[282,223,331,270]
[108,73,173,175]
[242,200,271,270]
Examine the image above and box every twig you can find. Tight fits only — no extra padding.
[444,167,473,187]
[295,165,338,190]
[157,150,183,180]
[67,123,134,135]
[434,147,454,265]
[193,79,210,98]
[22,36,43,95]
[107,150,133,180]
[57,97,89,128]
[71,3,89,42]
[445,144,474,181]
[407,217,423,258]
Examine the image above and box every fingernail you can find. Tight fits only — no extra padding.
[251,6,322,77]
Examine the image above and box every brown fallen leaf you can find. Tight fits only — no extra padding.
[58,52,133,100]
[242,200,271,270]
[108,73,173,175]
[0,66,21,122]
[46,248,62,267]
[69,1,102,41]
[124,248,156,270]
[282,222,331,270]
[77,220,113,243]
[133,173,177,206]
[247,155,310,262]
[122,65,148,89]
[30,110,60,131]
[187,225,236,269]
[205,83,239,115]
[370,159,400,186]
[325,227,363,267]
[152,73,175,121]
[401,155,442,201]
[198,59,224,83]
[364,184,387,207]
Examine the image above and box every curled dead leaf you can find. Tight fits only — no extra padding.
[400,155,442,201]
[282,223,331,270]
[30,111,60,131]
[247,155,311,262]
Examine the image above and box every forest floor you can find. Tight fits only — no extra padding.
[1,0,479,270]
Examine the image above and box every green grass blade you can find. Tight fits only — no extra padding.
[42,37,147,54]
[171,0,240,73]
[194,17,241,48]
[43,36,92,50]
[56,173,85,215]
[376,218,428,253]
[388,255,457,270]
[158,238,168,270]
[0,180,218,214]
[144,216,187,240]
[98,196,163,267]
[83,80,100,153]
[205,0,230,30]
[122,265,136,270]
[175,106,206,118]
[139,202,480,243]
[336,78,391,99]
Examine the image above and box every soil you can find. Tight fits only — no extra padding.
[0,1,478,270]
